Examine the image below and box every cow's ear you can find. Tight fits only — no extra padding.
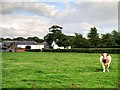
[101,53,103,56]
[107,53,110,56]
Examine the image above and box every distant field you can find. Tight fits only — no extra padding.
[2,52,118,88]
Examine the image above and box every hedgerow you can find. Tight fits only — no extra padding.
[42,48,120,54]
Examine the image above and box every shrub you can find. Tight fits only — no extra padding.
[43,48,120,54]
[25,49,41,52]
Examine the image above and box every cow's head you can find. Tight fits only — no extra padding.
[101,53,109,61]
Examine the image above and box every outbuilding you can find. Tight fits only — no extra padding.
[1,41,46,52]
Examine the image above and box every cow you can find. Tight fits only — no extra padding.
[100,53,112,72]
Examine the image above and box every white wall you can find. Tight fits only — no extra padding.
[57,47,64,49]
[52,41,65,49]
[17,45,44,49]
[53,45,58,49]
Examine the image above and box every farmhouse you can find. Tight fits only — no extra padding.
[51,41,64,49]
[15,41,44,52]
[1,41,48,52]
[51,41,71,49]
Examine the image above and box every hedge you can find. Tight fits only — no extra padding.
[25,48,120,54]
[25,49,42,52]
[42,48,120,54]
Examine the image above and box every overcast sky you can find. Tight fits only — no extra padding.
[0,0,119,39]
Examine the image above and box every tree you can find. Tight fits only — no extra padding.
[56,34,70,47]
[49,25,63,42]
[73,33,89,48]
[44,25,69,47]
[111,30,120,46]
[44,33,53,47]
[13,37,25,41]
[66,36,75,47]
[3,38,12,41]
[87,27,100,47]
[49,25,63,33]
[0,38,4,42]
[101,33,116,47]
[27,36,44,43]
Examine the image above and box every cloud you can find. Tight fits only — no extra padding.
[1,15,51,38]
[2,0,75,2]
[2,0,119,2]
[50,2,117,37]
[0,1,118,39]
[2,2,58,17]
[55,2,117,24]
[76,0,119,2]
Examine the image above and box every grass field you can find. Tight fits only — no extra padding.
[2,52,118,88]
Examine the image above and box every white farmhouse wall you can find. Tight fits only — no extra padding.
[17,45,44,49]
[58,47,64,49]
[53,45,59,49]
[17,45,26,48]
[51,41,66,49]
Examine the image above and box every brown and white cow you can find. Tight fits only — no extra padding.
[100,53,112,72]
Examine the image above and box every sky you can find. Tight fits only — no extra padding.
[0,0,119,39]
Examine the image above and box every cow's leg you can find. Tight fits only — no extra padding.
[102,63,105,72]
[106,62,110,72]
[106,68,109,72]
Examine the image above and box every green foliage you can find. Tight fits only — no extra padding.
[56,34,69,47]
[88,27,100,47]
[26,49,42,52]
[2,52,118,88]
[2,26,120,48]
[2,38,12,41]
[101,33,117,47]
[66,36,75,47]
[112,30,120,45]
[74,33,89,48]
[13,37,25,41]
[43,48,120,54]
[27,36,44,43]
[44,25,69,47]
[49,25,63,33]
[44,33,53,46]
[2,36,44,43]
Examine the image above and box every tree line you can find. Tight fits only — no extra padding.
[44,25,120,48]
[1,36,44,43]
[1,25,120,48]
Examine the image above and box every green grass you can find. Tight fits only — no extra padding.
[2,52,118,88]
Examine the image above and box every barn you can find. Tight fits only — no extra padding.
[16,41,43,50]
[1,41,47,52]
